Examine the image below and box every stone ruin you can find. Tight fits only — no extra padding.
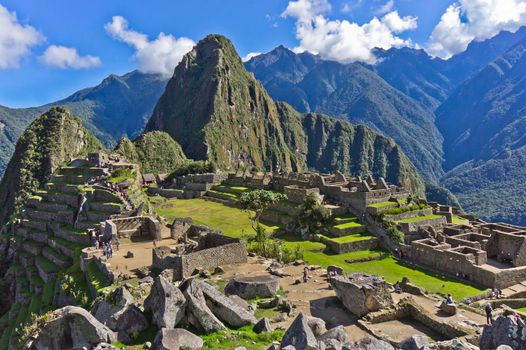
[151,218,247,280]
[403,221,526,289]
[147,172,228,199]
[330,273,394,317]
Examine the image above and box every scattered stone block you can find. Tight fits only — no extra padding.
[144,276,186,329]
[181,279,226,333]
[254,317,272,333]
[330,273,394,317]
[281,313,318,350]
[439,301,457,316]
[153,328,203,350]
[125,251,134,258]
[32,306,117,350]
[480,315,526,350]
[225,275,280,299]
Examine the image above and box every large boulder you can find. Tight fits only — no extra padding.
[153,328,204,350]
[181,279,226,333]
[32,306,117,350]
[480,315,526,350]
[144,276,187,328]
[281,313,318,350]
[439,301,457,316]
[330,273,394,317]
[401,335,430,350]
[347,337,395,350]
[254,317,272,333]
[200,281,257,327]
[306,316,326,337]
[91,287,148,338]
[318,325,350,350]
[225,275,280,299]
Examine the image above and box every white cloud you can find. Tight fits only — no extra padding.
[40,45,101,69]
[374,0,394,16]
[0,5,44,69]
[242,52,262,62]
[105,16,195,77]
[282,0,417,64]
[428,0,526,59]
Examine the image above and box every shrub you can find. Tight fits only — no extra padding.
[167,160,216,178]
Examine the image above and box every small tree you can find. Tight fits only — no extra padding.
[297,193,331,235]
[239,189,287,231]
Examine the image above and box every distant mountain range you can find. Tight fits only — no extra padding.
[2,28,526,225]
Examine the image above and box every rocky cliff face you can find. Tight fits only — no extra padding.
[0,106,102,223]
[146,35,302,172]
[147,34,425,194]
[114,131,187,174]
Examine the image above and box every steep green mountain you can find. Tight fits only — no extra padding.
[436,35,526,225]
[147,34,425,195]
[115,131,187,174]
[0,106,102,223]
[371,47,452,111]
[0,71,168,179]
[246,49,444,181]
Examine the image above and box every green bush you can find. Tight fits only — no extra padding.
[383,220,405,245]
[167,160,215,178]
[380,203,427,217]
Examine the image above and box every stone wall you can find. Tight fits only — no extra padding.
[106,216,161,240]
[398,216,447,234]
[283,186,320,204]
[321,236,378,254]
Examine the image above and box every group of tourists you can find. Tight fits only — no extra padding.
[89,230,120,259]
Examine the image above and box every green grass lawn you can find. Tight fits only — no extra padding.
[452,215,470,225]
[333,213,358,222]
[201,325,284,350]
[368,201,397,208]
[154,198,279,237]
[328,233,374,243]
[396,214,442,224]
[154,199,485,300]
[333,221,364,229]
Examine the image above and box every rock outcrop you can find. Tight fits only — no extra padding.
[153,328,204,350]
[480,315,526,350]
[31,306,117,350]
[200,281,257,327]
[91,287,148,338]
[280,313,318,350]
[144,276,187,329]
[330,273,394,317]
[225,275,280,299]
[181,279,226,333]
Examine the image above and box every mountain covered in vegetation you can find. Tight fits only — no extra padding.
[147,34,425,195]
[246,46,444,181]
[0,106,102,223]
[0,71,168,178]
[114,131,187,174]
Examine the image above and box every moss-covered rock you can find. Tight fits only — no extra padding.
[0,106,102,223]
[114,131,187,174]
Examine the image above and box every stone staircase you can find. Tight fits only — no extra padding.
[321,213,378,254]
[1,163,126,345]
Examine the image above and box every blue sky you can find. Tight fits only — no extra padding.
[0,0,522,107]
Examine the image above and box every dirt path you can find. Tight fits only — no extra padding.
[217,257,369,341]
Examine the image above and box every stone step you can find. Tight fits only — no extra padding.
[26,196,43,208]
[45,182,80,194]
[328,223,366,237]
[15,227,30,240]
[29,274,44,295]
[55,226,91,246]
[33,200,70,212]
[59,166,105,177]
[51,174,92,185]
[85,210,113,222]
[17,251,35,267]
[42,247,72,269]
[21,240,46,256]
[28,230,52,244]
[25,208,73,225]
[35,256,60,283]
[91,187,122,202]
[88,201,122,214]
[202,195,229,205]
[20,219,49,232]
[48,237,84,259]
[75,220,101,231]
[207,190,238,202]
[44,191,78,207]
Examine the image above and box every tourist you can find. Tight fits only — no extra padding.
[114,237,120,251]
[446,294,454,304]
[485,303,493,325]
[394,281,402,293]
[303,267,309,283]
